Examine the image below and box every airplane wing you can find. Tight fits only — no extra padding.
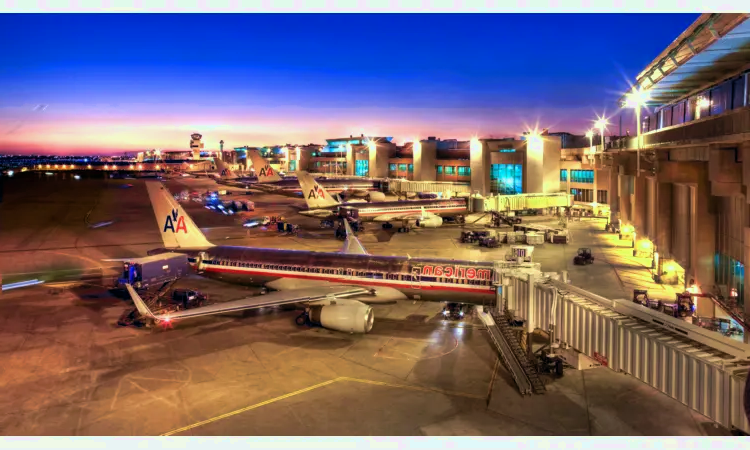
[126,283,376,322]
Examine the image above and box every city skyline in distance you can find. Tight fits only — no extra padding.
[0,13,699,155]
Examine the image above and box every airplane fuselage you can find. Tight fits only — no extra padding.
[152,246,496,304]
[301,198,470,220]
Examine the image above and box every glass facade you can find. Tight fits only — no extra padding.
[398,164,407,172]
[715,254,744,307]
[457,166,471,176]
[355,160,369,177]
[560,169,568,182]
[570,169,594,183]
[570,188,594,203]
[408,164,413,173]
[389,163,397,171]
[490,164,522,195]
[653,72,748,130]
[289,161,296,172]
[436,165,443,174]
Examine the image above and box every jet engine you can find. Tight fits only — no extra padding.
[366,191,386,202]
[308,303,374,333]
[415,215,443,228]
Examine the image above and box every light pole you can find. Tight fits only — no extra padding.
[595,117,608,154]
[585,130,593,149]
[623,87,651,174]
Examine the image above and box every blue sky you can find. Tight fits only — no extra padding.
[0,13,699,153]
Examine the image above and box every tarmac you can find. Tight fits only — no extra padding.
[0,171,731,436]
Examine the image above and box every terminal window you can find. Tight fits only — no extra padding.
[499,149,515,153]
[571,169,594,184]
[436,165,443,174]
[398,164,407,172]
[457,166,471,176]
[408,164,413,172]
[560,169,568,182]
[445,166,455,175]
[490,164,522,195]
[570,188,594,203]
[355,160,369,177]
[715,254,744,307]
[289,161,297,172]
[389,163,397,171]
[596,190,608,204]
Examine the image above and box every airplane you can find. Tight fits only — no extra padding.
[244,149,384,199]
[120,182,497,334]
[296,171,469,232]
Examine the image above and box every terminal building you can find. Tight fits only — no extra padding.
[295,133,563,195]
[586,13,750,319]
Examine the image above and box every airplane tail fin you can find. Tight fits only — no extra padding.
[247,149,282,183]
[214,158,235,179]
[297,171,340,209]
[145,182,214,249]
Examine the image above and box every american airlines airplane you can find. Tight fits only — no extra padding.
[244,149,384,199]
[296,171,468,231]
[122,182,497,334]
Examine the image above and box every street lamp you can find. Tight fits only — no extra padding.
[585,130,594,149]
[594,117,608,154]
[623,87,651,173]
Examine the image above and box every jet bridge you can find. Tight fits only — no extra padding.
[489,263,750,434]
[485,192,572,212]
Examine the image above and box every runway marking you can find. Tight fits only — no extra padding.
[160,376,483,436]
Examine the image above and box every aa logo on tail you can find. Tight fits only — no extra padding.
[307,184,326,199]
[259,166,274,177]
[164,209,188,233]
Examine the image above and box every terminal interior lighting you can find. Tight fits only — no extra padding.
[697,97,711,109]
[138,164,143,170]
[639,240,652,250]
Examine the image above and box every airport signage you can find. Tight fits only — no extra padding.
[419,264,492,281]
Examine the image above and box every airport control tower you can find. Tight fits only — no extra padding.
[190,133,203,159]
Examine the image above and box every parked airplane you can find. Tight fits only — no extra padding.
[296,171,468,231]
[121,182,496,334]
[245,149,383,198]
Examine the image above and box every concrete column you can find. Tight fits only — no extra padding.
[632,174,647,235]
[368,143,389,178]
[691,183,716,290]
[655,182,673,258]
[345,144,355,176]
[414,140,437,181]
[609,165,620,222]
[618,174,632,224]
[470,140,491,195]
[525,136,544,193]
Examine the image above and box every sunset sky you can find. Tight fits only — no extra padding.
[0,13,698,155]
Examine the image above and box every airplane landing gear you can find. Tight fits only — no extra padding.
[382,223,394,229]
[295,312,309,327]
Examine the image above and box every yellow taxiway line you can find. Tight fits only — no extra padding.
[161,376,484,436]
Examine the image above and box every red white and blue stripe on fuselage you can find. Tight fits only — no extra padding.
[182,247,497,303]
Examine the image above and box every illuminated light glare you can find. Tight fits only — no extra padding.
[697,97,711,109]
[156,165,160,170]
[623,88,651,108]
[470,138,481,155]
[7,170,13,176]
[130,165,134,169]
[622,224,634,233]
[138,164,143,170]
[639,240,652,250]
[46,164,50,168]
[585,130,593,138]
[665,264,675,273]
[594,118,609,129]
[87,165,92,169]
